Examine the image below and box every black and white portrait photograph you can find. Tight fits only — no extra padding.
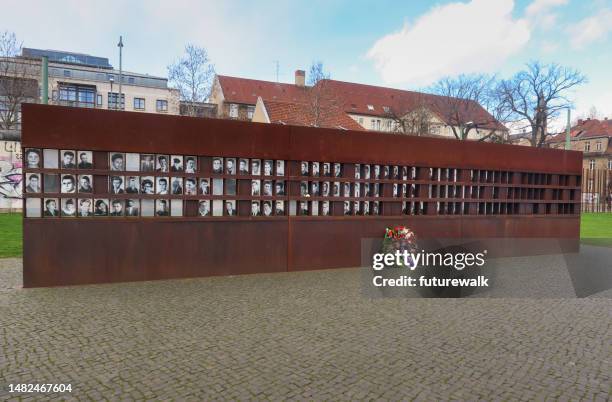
[321,181,330,197]
[61,198,76,217]
[125,176,139,194]
[141,177,154,194]
[263,160,273,176]
[199,178,210,195]
[262,200,272,216]
[276,160,284,176]
[332,182,340,197]
[156,155,169,172]
[155,199,169,216]
[155,177,169,195]
[125,199,140,216]
[110,152,125,171]
[363,201,370,215]
[140,154,155,172]
[393,166,399,179]
[300,161,309,176]
[251,159,261,175]
[184,178,197,195]
[402,166,408,180]
[78,175,93,193]
[61,150,77,169]
[373,165,380,179]
[383,165,390,179]
[322,163,331,177]
[353,201,360,215]
[110,175,125,194]
[402,184,407,197]
[343,201,350,215]
[25,173,41,193]
[321,201,330,216]
[300,181,309,196]
[78,199,93,217]
[185,156,197,173]
[373,183,379,197]
[225,200,237,216]
[312,162,319,177]
[94,199,109,216]
[225,179,236,196]
[60,174,76,194]
[77,151,93,169]
[363,164,371,179]
[372,201,380,215]
[25,148,41,169]
[251,179,261,196]
[311,181,319,196]
[393,183,399,197]
[171,177,183,195]
[251,200,261,216]
[170,155,184,172]
[212,157,223,174]
[343,182,350,197]
[275,200,284,215]
[298,201,309,216]
[212,178,223,195]
[333,163,342,177]
[364,183,370,197]
[354,182,360,197]
[43,198,59,217]
[238,158,249,174]
[225,158,236,175]
[198,200,210,216]
[274,181,285,196]
[262,180,273,196]
[354,164,361,179]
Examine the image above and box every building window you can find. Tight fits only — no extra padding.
[63,69,71,77]
[370,119,376,130]
[128,77,135,84]
[58,84,95,107]
[96,94,102,106]
[156,99,168,112]
[589,159,595,170]
[358,117,364,125]
[229,103,239,118]
[382,106,390,113]
[134,98,145,110]
[247,105,255,119]
[584,142,590,152]
[596,141,601,151]
[608,160,612,170]
[376,120,381,130]
[108,92,125,110]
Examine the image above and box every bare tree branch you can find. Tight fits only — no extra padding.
[168,44,215,117]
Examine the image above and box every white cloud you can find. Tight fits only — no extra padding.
[367,0,530,86]
[525,0,568,18]
[567,8,612,49]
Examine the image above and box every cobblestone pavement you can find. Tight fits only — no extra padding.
[0,258,610,401]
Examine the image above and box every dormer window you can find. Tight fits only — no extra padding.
[367,104,374,111]
[382,106,390,113]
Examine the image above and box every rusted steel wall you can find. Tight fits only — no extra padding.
[21,104,582,287]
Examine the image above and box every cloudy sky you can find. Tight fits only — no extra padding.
[2,0,611,126]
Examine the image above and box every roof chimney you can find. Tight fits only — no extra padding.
[295,70,305,87]
[577,119,584,126]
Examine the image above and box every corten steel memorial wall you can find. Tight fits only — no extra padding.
[21,104,582,287]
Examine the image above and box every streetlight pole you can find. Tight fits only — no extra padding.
[118,36,124,110]
[565,108,571,150]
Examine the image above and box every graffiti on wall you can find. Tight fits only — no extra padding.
[0,141,22,204]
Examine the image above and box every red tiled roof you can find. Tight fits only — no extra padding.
[217,75,309,105]
[547,118,612,142]
[217,75,505,131]
[262,99,365,131]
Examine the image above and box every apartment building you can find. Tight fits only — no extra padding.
[547,118,612,170]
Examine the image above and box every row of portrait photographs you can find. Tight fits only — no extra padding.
[353,164,418,180]
[24,173,94,194]
[110,153,198,173]
[295,201,381,216]
[196,200,286,217]
[24,149,94,170]
[300,162,342,177]
[298,181,416,198]
[25,198,183,218]
[212,157,285,176]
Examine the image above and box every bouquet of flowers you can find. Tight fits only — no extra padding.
[381,226,418,267]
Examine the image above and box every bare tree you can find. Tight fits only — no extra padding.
[497,61,586,147]
[382,94,433,135]
[306,61,338,128]
[429,74,508,141]
[0,31,38,130]
[168,44,215,117]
